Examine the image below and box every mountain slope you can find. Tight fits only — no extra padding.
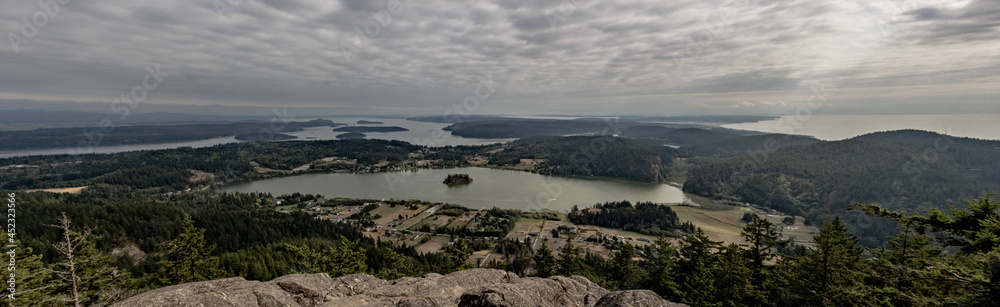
[683,131,1000,244]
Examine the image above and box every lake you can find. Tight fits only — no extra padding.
[218,167,686,212]
[723,114,1000,141]
[0,117,512,158]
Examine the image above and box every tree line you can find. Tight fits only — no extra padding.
[521,195,999,306]
[568,200,695,237]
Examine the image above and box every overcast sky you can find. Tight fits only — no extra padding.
[1,0,998,116]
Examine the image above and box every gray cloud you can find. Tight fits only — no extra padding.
[898,0,1000,44]
[0,0,996,116]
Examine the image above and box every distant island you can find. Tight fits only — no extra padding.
[287,118,346,128]
[335,132,366,139]
[356,120,383,125]
[0,119,342,151]
[333,126,409,133]
[234,133,296,142]
[443,173,473,185]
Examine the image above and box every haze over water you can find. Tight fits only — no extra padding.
[723,114,1000,141]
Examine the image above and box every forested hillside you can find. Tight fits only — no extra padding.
[9,189,469,306]
[488,136,676,182]
[679,134,821,162]
[621,126,751,147]
[0,119,339,151]
[854,130,1000,184]
[0,139,421,190]
[682,131,1000,246]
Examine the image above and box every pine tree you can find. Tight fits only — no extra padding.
[739,214,780,305]
[7,243,54,306]
[374,247,419,280]
[50,213,130,307]
[328,237,368,277]
[445,238,471,271]
[918,196,1000,303]
[284,238,368,277]
[557,239,582,276]
[712,243,755,307]
[533,244,556,278]
[159,215,222,285]
[867,225,951,306]
[740,214,779,276]
[854,196,1000,304]
[611,242,639,290]
[283,243,326,274]
[644,236,680,300]
[675,228,719,306]
[790,216,865,306]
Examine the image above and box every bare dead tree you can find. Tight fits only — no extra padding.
[51,212,84,307]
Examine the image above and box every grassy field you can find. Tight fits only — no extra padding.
[445,216,471,229]
[508,203,761,248]
[397,205,433,229]
[25,186,87,194]
[506,218,545,239]
[412,215,453,230]
[371,204,425,226]
[760,214,819,246]
[673,201,818,245]
[415,235,453,254]
[672,205,750,244]
[684,193,734,211]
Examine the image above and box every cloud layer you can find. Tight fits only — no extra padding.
[1,0,997,115]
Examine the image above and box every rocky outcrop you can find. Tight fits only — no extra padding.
[113,269,686,307]
[595,290,689,307]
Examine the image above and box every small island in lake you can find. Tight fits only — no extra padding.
[443,174,473,186]
[356,120,384,125]
[336,132,366,139]
[333,126,409,133]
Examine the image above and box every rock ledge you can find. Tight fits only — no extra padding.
[113,269,686,307]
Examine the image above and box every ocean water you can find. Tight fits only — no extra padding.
[0,117,512,158]
[722,114,1000,141]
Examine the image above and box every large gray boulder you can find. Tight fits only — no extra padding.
[113,269,687,307]
[595,290,689,307]
[111,277,299,307]
[458,275,608,307]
